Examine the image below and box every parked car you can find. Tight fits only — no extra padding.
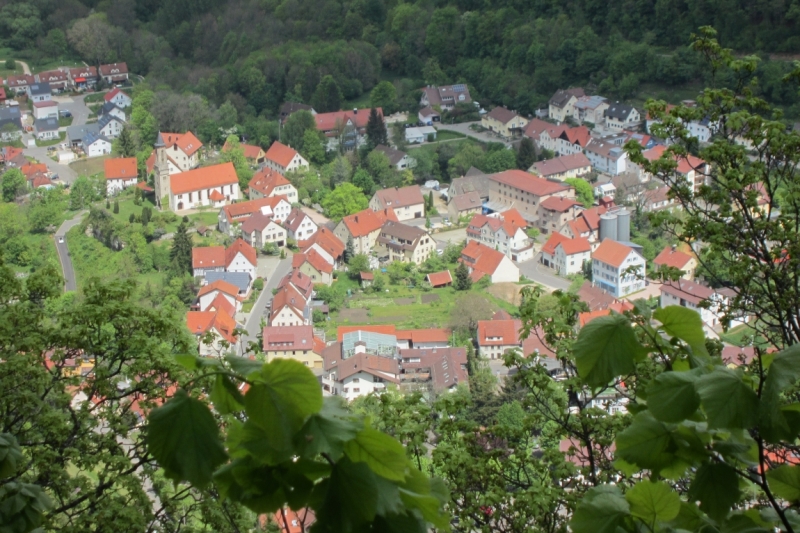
[59,110,72,118]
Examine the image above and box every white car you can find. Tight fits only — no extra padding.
[58,237,64,244]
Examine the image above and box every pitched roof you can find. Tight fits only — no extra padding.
[373,185,424,210]
[585,140,626,160]
[6,74,34,87]
[660,280,715,306]
[532,153,592,178]
[198,279,240,299]
[159,131,203,157]
[32,100,57,108]
[104,87,130,103]
[248,168,291,197]
[642,145,706,175]
[336,325,396,342]
[104,157,137,180]
[461,240,507,277]
[451,190,483,212]
[653,246,694,270]
[549,88,586,108]
[314,108,382,132]
[222,195,289,221]
[592,239,636,268]
[262,325,316,352]
[540,196,582,213]
[204,271,251,293]
[192,246,225,269]
[225,238,257,268]
[340,208,397,238]
[396,328,451,344]
[170,162,238,194]
[203,292,236,316]
[265,141,300,168]
[486,106,521,124]
[270,285,307,322]
[19,162,48,178]
[278,270,315,300]
[421,84,472,106]
[186,309,238,344]
[542,232,572,255]
[427,270,452,287]
[604,102,637,120]
[69,66,98,79]
[449,171,489,199]
[99,62,129,76]
[578,301,635,327]
[292,249,333,274]
[336,352,400,383]
[284,207,312,233]
[477,319,520,346]
[222,140,263,160]
[241,211,278,233]
[489,169,571,197]
[298,227,345,259]
[374,144,408,166]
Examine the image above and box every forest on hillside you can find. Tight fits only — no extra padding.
[3,0,800,119]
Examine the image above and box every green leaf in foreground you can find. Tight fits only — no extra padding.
[654,305,708,355]
[615,412,675,473]
[344,427,408,481]
[570,485,630,533]
[573,313,646,387]
[695,367,758,429]
[766,465,800,502]
[626,480,681,524]
[647,371,701,422]
[210,374,244,415]
[688,462,739,521]
[146,389,228,487]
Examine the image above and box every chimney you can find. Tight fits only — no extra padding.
[355,216,359,223]
[353,108,357,114]
[671,244,677,252]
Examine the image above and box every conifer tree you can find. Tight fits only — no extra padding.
[454,261,471,290]
[113,199,119,214]
[365,108,387,150]
[169,222,193,274]
[517,137,536,170]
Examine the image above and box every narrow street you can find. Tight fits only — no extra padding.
[54,210,87,292]
[516,253,572,291]
[242,257,293,346]
[435,121,513,146]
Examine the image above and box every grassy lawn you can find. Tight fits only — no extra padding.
[35,132,66,147]
[434,130,467,142]
[719,322,770,347]
[70,155,111,177]
[59,116,74,127]
[84,93,107,104]
[30,59,84,74]
[0,139,25,149]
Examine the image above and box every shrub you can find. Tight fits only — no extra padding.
[253,278,264,291]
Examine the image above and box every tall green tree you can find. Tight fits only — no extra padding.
[300,129,326,166]
[169,222,193,274]
[114,126,138,157]
[365,108,388,151]
[311,75,344,113]
[370,81,397,114]
[69,176,99,210]
[321,182,368,221]
[220,135,254,191]
[517,137,536,170]
[565,178,594,208]
[282,110,316,153]
[453,261,472,291]
[352,168,376,196]
[1,168,26,202]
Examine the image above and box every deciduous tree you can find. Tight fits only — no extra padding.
[1,169,26,202]
[565,177,594,208]
[321,182,368,221]
[311,75,344,113]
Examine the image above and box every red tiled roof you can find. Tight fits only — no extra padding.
[203,292,236,316]
[467,208,526,238]
[489,169,571,197]
[521,326,556,358]
[6,74,34,87]
[32,100,57,108]
[104,157,137,180]
[542,232,571,255]
[160,131,203,157]
[660,280,715,306]
[336,352,400,382]
[222,195,289,221]
[562,126,591,147]
[186,310,238,344]
[262,325,315,352]
[198,279,240,298]
[222,140,263,160]
[373,185,424,210]
[192,246,225,269]
[170,162,238,194]
[248,168,291,197]
[241,211,278,233]
[486,106,520,124]
[314,108,382,132]
[395,328,451,343]
[31,175,53,188]
[653,246,694,270]
[69,67,98,79]
[427,270,452,287]
[642,145,706,175]
[209,190,224,201]
[20,162,48,178]
[341,208,398,238]
[265,141,299,168]
[273,508,316,533]
[135,182,153,192]
[592,239,635,268]
[336,325,396,342]
[532,153,592,177]
[298,227,345,259]
[99,62,129,76]
[578,301,635,327]
[278,270,314,300]
[461,240,506,277]
[104,87,130,103]
[293,248,333,274]
[540,196,582,213]
[270,285,307,322]
[225,238,257,268]
[360,271,374,280]
[477,319,519,346]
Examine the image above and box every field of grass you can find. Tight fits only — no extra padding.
[70,155,111,177]
[84,93,107,104]
[719,322,770,347]
[434,130,467,142]
[59,116,74,127]
[35,132,66,147]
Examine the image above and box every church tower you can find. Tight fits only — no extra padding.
[153,133,170,209]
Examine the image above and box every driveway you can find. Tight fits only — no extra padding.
[301,206,333,229]
[55,210,87,292]
[516,253,572,292]
[435,121,512,147]
[54,93,92,128]
[241,256,293,346]
[432,227,467,246]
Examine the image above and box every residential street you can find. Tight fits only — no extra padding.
[54,210,87,292]
[242,256,293,346]
[516,253,572,291]
[435,121,513,146]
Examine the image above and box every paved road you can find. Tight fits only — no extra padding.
[516,253,572,292]
[55,210,87,292]
[242,257,293,346]
[435,121,513,147]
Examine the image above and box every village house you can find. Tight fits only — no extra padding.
[99,62,129,84]
[284,207,318,241]
[660,280,723,327]
[477,316,555,361]
[418,106,440,125]
[578,300,636,327]
[322,342,401,401]
[481,106,529,139]
[248,168,298,202]
[561,204,610,246]
[641,186,678,212]
[531,153,592,181]
[591,239,647,297]
[68,66,98,89]
[548,88,585,123]
[334,208,398,255]
[27,83,52,103]
[35,70,68,91]
[99,102,127,122]
[154,131,203,174]
[420,84,473,110]
[34,118,59,141]
[224,238,258,280]
[399,346,468,392]
[298,227,345,268]
[192,246,225,278]
[32,100,58,120]
[0,107,23,142]
[169,162,240,212]
[104,87,132,108]
[262,325,324,368]
[486,169,574,223]
[0,87,6,105]
[83,132,112,157]
[374,221,436,265]
[572,95,609,126]
[584,140,628,175]
[279,102,316,124]
[405,126,437,144]
[223,140,265,165]
[552,126,592,156]
[314,108,382,151]
[6,74,34,94]
[653,245,697,280]
[537,196,584,235]
[270,284,310,327]
[447,167,490,203]
[97,114,125,139]
[277,270,315,302]
[187,310,241,357]
[374,144,415,170]
[197,279,243,313]
[369,185,425,221]
[604,102,641,132]
[447,191,483,221]
[540,232,591,276]
[241,211,287,249]
[427,270,452,288]
[292,249,334,285]
[264,141,309,174]
[641,145,709,193]
[460,240,520,283]
[104,157,138,195]
[218,195,292,235]
[466,208,533,262]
